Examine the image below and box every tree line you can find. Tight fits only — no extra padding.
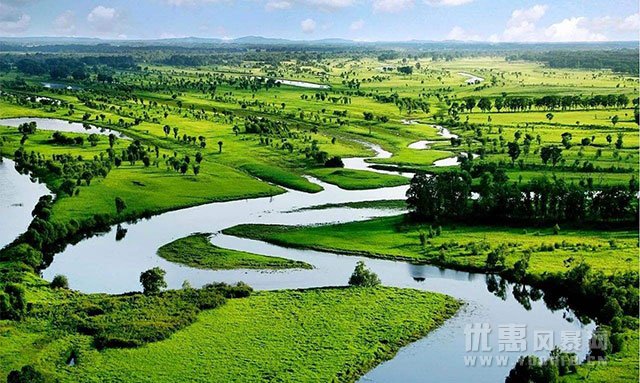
[406,170,638,225]
[452,93,633,113]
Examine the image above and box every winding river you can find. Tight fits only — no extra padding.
[0,118,594,382]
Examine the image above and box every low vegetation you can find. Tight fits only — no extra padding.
[157,233,311,270]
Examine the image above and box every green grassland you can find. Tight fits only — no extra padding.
[307,167,409,189]
[224,215,638,276]
[2,287,460,383]
[0,53,637,383]
[157,233,311,270]
[561,329,639,383]
[0,126,283,226]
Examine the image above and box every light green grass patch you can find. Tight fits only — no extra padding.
[56,287,461,383]
[307,168,409,190]
[157,233,311,270]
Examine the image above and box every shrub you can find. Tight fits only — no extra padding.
[348,261,381,287]
[50,274,69,289]
[139,267,167,294]
[7,365,44,383]
[324,156,344,168]
[0,244,43,269]
[0,283,27,320]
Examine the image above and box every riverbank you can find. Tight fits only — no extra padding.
[224,214,638,276]
[157,233,312,270]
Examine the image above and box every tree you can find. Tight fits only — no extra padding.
[139,267,167,294]
[108,133,116,148]
[611,115,619,127]
[348,261,380,287]
[7,365,45,383]
[477,97,492,112]
[163,125,171,137]
[87,134,100,147]
[406,171,472,221]
[115,197,126,215]
[50,275,69,289]
[218,140,223,153]
[545,112,554,122]
[363,111,374,121]
[540,145,562,167]
[561,132,572,149]
[507,142,521,165]
[0,283,27,320]
[615,132,623,149]
[173,127,179,139]
[485,244,507,269]
[505,355,559,383]
[465,97,476,112]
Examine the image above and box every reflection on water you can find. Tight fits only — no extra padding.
[0,159,51,249]
[0,117,129,139]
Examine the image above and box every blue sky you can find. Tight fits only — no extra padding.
[0,0,638,41]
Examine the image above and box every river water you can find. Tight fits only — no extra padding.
[0,118,593,382]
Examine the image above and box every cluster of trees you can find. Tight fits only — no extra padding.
[51,131,83,146]
[6,55,137,82]
[506,49,639,75]
[165,152,203,176]
[455,93,632,113]
[244,115,290,135]
[372,93,430,115]
[14,148,113,196]
[406,170,638,224]
[505,349,577,383]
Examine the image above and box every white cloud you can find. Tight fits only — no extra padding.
[53,10,75,35]
[266,0,292,10]
[164,0,222,5]
[490,4,613,43]
[266,0,355,11]
[0,2,30,34]
[349,19,364,31]
[87,5,122,33]
[373,0,414,13]
[502,4,547,41]
[306,0,355,9]
[0,13,30,33]
[300,18,316,33]
[544,17,607,42]
[425,0,473,6]
[446,26,480,41]
[619,13,639,31]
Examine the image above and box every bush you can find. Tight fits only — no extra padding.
[0,283,27,320]
[324,156,344,168]
[505,355,559,383]
[7,365,44,383]
[348,261,381,287]
[139,267,167,294]
[0,244,43,269]
[50,274,69,289]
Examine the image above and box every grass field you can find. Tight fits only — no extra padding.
[225,215,639,276]
[25,287,461,383]
[157,233,311,270]
[307,167,409,189]
[0,52,637,383]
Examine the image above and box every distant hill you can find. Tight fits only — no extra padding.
[0,35,636,51]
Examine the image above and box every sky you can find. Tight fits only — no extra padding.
[0,0,638,42]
